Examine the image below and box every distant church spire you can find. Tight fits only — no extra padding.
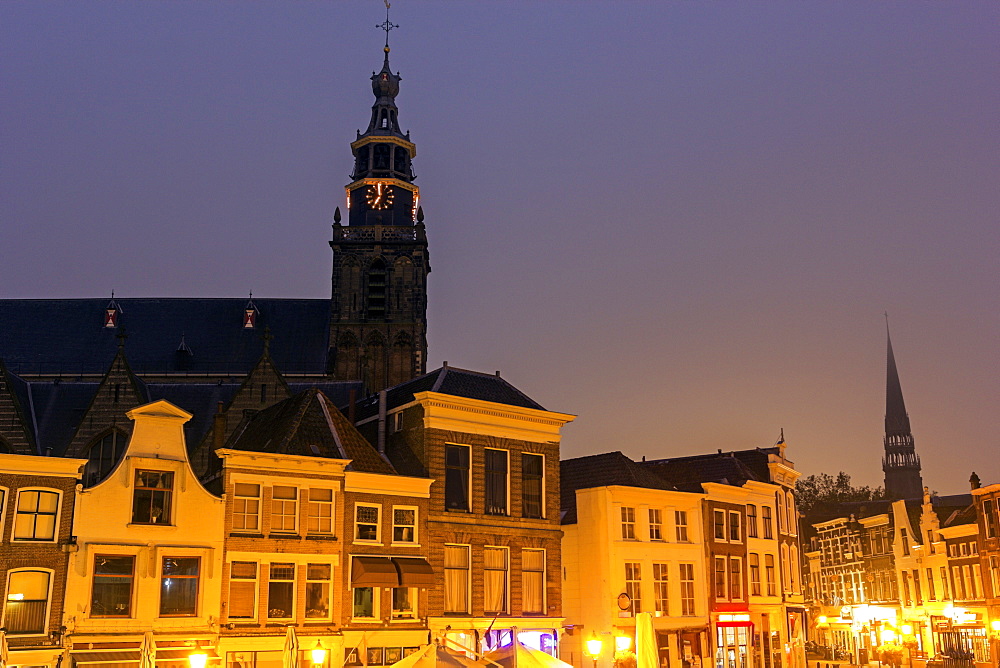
[882,317,923,499]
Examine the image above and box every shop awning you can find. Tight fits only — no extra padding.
[394,557,435,588]
[352,556,399,587]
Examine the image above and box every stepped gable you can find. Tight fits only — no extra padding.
[0,298,330,376]
[353,364,545,420]
[0,360,36,454]
[226,388,395,475]
[560,451,677,524]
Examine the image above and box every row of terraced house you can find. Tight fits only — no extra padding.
[0,345,808,668]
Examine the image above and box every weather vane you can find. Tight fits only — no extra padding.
[377,1,398,49]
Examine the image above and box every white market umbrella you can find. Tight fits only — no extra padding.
[635,612,658,668]
[139,632,157,668]
[1,629,10,668]
[282,626,299,668]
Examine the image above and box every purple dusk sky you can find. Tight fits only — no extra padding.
[2,2,997,493]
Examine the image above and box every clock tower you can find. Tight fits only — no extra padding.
[329,41,429,394]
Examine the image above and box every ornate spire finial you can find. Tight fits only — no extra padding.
[115,327,128,350]
[377,1,397,56]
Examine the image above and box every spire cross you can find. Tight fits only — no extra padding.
[376,1,398,49]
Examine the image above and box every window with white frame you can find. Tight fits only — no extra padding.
[522,549,545,614]
[392,507,416,543]
[621,507,637,540]
[729,557,743,600]
[521,453,544,519]
[307,489,334,534]
[648,508,663,540]
[714,556,727,599]
[749,553,761,596]
[762,506,773,539]
[233,483,261,532]
[353,586,377,619]
[271,486,298,533]
[484,449,509,515]
[3,569,51,635]
[729,511,742,542]
[484,547,509,614]
[714,509,726,541]
[653,563,669,615]
[625,562,642,614]
[790,545,799,592]
[786,490,797,535]
[355,504,380,542]
[780,545,790,591]
[746,504,758,538]
[680,563,695,615]
[91,555,135,617]
[391,587,416,619]
[765,554,776,596]
[305,563,331,619]
[267,563,295,619]
[227,561,258,619]
[675,510,689,542]
[776,493,786,533]
[444,545,470,613]
[14,489,60,541]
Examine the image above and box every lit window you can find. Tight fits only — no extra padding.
[621,507,636,540]
[271,486,298,533]
[648,509,662,540]
[233,483,261,532]
[444,545,470,613]
[268,563,295,619]
[522,549,545,614]
[307,489,334,534]
[159,557,199,616]
[445,445,470,512]
[355,504,380,542]
[484,547,509,614]
[521,453,544,518]
[228,561,257,620]
[14,489,59,540]
[132,471,173,525]
[305,564,331,619]
[3,569,51,635]
[680,563,695,615]
[392,507,416,543]
[91,555,134,617]
[484,449,509,515]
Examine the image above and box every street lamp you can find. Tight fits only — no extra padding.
[188,651,208,668]
[586,633,603,668]
[311,640,328,667]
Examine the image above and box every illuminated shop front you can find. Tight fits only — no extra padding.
[715,614,751,668]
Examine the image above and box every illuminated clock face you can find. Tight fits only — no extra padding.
[366,183,394,210]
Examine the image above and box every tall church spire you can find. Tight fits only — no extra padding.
[882,319,923,499]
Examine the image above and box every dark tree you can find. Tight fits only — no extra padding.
[796,472,884,514]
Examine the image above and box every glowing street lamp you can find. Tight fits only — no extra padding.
[188,651,208,668]
[310,640,328,666]
[586,633,603,668]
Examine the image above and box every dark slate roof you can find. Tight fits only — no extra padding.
[560,452,679,524]
[0,298,331,376]
[226,388,396,475]
[25,381,100,456]
[353,365,545,420]
[642,450,768,489]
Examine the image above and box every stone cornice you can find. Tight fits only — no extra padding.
[0,452,86,477]
[216,449,351,475]
[414,391,574,444]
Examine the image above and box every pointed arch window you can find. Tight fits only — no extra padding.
[84,431,128,487]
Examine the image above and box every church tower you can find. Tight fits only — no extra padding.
[882,325,923,499]
[329,27,429,395]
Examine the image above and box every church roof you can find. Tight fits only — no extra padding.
[0,298,331,376]
[353,364,545,420]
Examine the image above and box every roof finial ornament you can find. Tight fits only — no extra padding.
[377,0,397,61]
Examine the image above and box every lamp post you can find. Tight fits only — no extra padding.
[188,650,208,668]
[311,640,328,668]
[586,633,603,668]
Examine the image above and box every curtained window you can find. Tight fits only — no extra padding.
[132,471,173,525]
[228,561,257,619]
[522,549,545,614]
[484,547,509,614]
[625,562,641,613]
[653,563,668,614]
[444,545,470,613]
[3,570,50,634]
[680,563,695,615]
[305,563,331,618]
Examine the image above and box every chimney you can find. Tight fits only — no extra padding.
[213,401,227,452]
[377,389,387,455]
[970,472,981,490]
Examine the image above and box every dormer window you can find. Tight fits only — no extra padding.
[132,471,174,525]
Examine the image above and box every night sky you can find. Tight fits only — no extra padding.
[2,2,998,492]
